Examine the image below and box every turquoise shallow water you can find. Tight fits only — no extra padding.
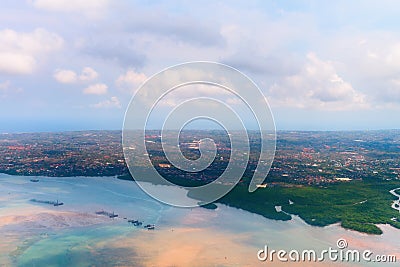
[0,174,172,266]
[1,173,399,266]
[16,225,138,267]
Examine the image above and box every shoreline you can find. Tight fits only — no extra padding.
[389,187,400,212]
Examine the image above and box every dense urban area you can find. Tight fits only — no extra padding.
[1,130,399,185]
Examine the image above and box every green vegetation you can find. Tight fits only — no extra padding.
[120,172,400,235]
[218,181,400,235]
[341,221,382,235]
[218,186,292,221]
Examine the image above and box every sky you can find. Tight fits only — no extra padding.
[1,0,400,132]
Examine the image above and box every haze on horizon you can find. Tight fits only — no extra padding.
[1,1,400,133]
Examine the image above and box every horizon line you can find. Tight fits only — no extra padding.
[2,128,400,135]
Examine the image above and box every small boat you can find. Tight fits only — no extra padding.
[30,179,39,182]
[109,212,118,218]
[53,200,64,206]
[144,224,155,230]
[128,219,143,226]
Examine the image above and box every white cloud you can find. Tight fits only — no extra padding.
[79,67,98,81]
[116,70,147,94]
[31,0,110,18]
[318,33,400,106]
[268,53,368,110]
[54,67,98,83]
[0,28,63,75]
[91,96,121,108]
[0,53,35,75]
[54,69,77,83]
[83,83,108,95]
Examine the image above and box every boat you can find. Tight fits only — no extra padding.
[128,219,143,226]
[144,224,155,230]
[109,212,118,218]
[30,179,39,182]
[53,200,64,206]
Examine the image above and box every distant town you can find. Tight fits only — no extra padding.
[0,130,399,186]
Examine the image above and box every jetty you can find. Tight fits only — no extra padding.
[95,210,119,218]
[30,199,64,206]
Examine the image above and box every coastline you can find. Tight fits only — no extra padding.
[389,187,400,212]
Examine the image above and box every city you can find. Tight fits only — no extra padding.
[1,130,399,186]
